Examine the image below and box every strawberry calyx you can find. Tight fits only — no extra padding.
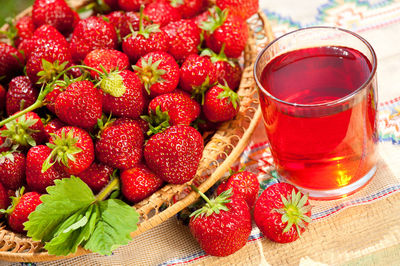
[133,56,167,95]
[216,82,239,109]
[126,5,161,40]
[42,128,83,173]
[190,185,232,219]
[200,7,228,34]
[274,189,312,236]
[0,187,25,215]
[0,145,19,164]
[141,106,171,136]
[200,44,236,67]
[1,113,40,147]
[37,59,70,85]
[192,76,213,105]
[169,0,184,8]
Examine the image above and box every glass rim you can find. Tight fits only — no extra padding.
[253,26,378,108]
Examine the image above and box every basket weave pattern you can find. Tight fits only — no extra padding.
[0,1,274,262]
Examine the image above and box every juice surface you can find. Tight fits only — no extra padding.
[259,46,377,191]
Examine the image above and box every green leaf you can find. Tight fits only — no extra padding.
[83,199,139,255]
[25,177,95,242]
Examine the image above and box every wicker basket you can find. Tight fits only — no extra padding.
[0,1,274,262]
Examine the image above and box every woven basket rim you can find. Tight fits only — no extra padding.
[0,4,274,262]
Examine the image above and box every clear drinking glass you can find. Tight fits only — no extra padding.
[254,27,378,200]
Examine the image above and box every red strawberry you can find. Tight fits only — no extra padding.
[6,76,39,116]
[169,0,204,19]
[18,24,69,60]
[0,150,25,190]
[101,70,145,119]
[147,90,200,127]
[1,112,46,148]
[95,118,144,170]
[43,126,94,175]
[143,0,182,27]
[162,19,201,62]
[203,83,240,122]
[83,49,130,79]
[0,85,5,115]
[201,7,248,58]
[117,11,146,39]
[69,16,118,62]
[26,39,72,85]
[201,48,242,90]
[216,0,258,20]
[55,80,103,129]
[118,0,151,11]
[254,182,312,243]
[42,117,65,141]
[121,164,164,203]
[112,117,149,134]
[0,182,10,211]
[217,170,259,208]
[26,145,69,193]
[180,54,217,101]
[32,0,75,35]
[44,84,63,114]
[104,11,124,31]
[189,188,252,257]
[144,125,203,184]
[14,16,35,47]
[0,42,24,83]
[5,189,42,233]
[77,162,114,193]
[122,9,169,64]
[133,51,179,97]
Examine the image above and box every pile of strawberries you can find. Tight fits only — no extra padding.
[0,0,258,235]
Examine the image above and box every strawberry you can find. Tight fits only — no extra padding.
[147,90,200,127]
[216,0,258,20]
[144,0,181,27]
[201,7,248,58]
[18,24,70,60]
[121,164,164,203]
[162,19,201,62]
[0,182,10,211]
[95,118,144,170]
[0,42,24,83]
[26,39,72,85]
[203,83,239,122]
[101,70,145,119]
[26,145,69,193]
[179,54,217,101]
[144,125,203,184]
[69,16,118,63]
[193,10,210,28]
[133,51,179,97]
[42,117,65,141]
[217,170,259,208]
[77,162,114,193]
[254,182,312,243]
[83,49,130,79]
[32,0,76,35]
[112,117,150,134]
[14,16,35,47]
[6,76,39,116]
[117,11,146,39]
[44,84,63,114]
[55,80,103,129]
[104,11,125,32]
[43,126,94,175]
[118,0,152,11]
[3,188,41,233]
[189,188,252,257]
[169,0,204,19]
[0,85,5,115]
[1,112,46,148]
[0,150,26,190]
[122,8,169,64]
[201,47,242,90]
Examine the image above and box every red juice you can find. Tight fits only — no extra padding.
[259,46,378,192]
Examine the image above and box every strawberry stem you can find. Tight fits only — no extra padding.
[0,100,43,127]
[95,177,120,202]
[190,185,213,206]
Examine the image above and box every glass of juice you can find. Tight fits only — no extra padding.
[254,27,378,200]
